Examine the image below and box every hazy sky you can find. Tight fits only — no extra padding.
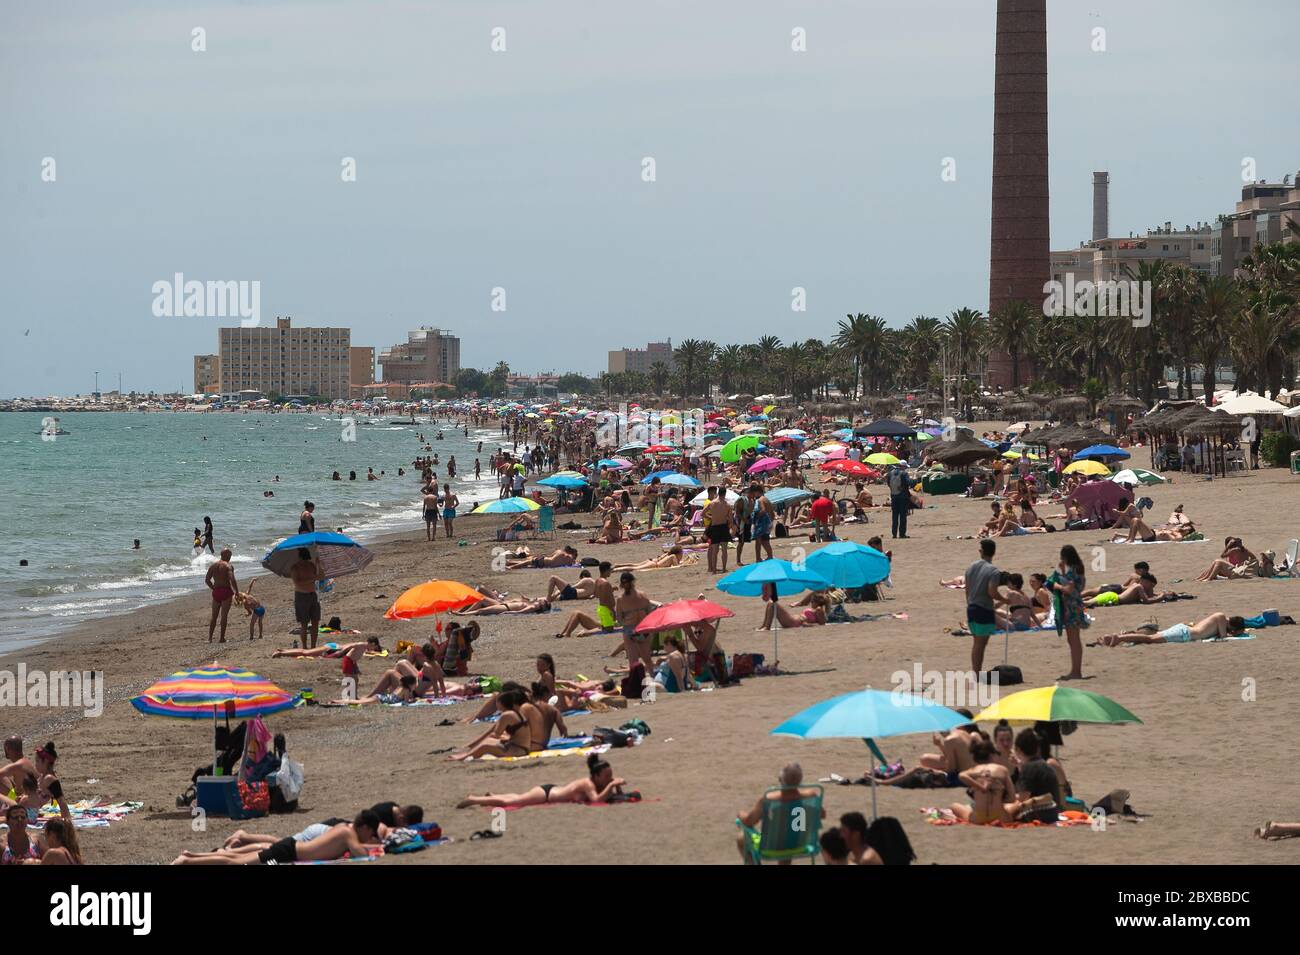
[3,0,1297,397]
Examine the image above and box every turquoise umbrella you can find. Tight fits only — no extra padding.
[717,560,830,672]
[772,689,970,818]
[537,474,587,489]
[803,541,891,588]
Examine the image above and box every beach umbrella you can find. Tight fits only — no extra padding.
[822,460,875,479]
[914,431,935,442]
[261,531,375,580]
[774,428,807,437]
[689,487,741,506]
[537,474,587,489]
[472,497,540,514]
[798,449,827,462]
[772,689,971,818]
[1073,444,1130,461]
[384,580,485,620]
[854,418,915,438]
[616,442,649,455]
[718,559,831,673]
[1110,467,1167,486]
[764,487,814,507]
[803,541,890,589]
[973,686,1142,725]
[597,458,632,470]
[865,452,901,467]
[1062,459,1110,476]
[719,434,762,462]
[747,456,785,474]
[647,444,675,453]
[658,473,702,488]
[635,598,735,634]
[131,663,302,779]
[640,470,677,484]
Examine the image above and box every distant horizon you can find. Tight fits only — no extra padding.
[4,1,1297,395]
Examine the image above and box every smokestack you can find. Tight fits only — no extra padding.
[1091,171,1109,241]
[988,0,1049,389]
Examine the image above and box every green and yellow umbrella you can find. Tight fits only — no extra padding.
[865,452,901,466]
[719,434,761,463]
[974,686,1141,725]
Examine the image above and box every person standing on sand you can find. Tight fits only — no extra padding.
[205,548,238,643]
[615,572,656,681]
[704,489,734,574]
[289,547,322,649]
[298,501,315,534]
[422,484,440,541]
[442,483,459,538]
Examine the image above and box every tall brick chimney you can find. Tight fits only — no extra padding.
[987,0,1049,390]
[1092,171,1109,241]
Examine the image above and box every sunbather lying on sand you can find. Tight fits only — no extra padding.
[506,546,579,570]
[324,674,419,706]
[457,754,629,808]
[453,595,552,615]
[172,811,382,865]
[546,571,596,602]
[1255,821,1300,840]
[1084,574,1175,607]
[614,547,687,572]
[273,637,381,660]
[1097,612,1246,646]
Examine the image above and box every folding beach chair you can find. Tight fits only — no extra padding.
[528,505,555,540]
[735,785,824,865]
[1281,539,1300,577]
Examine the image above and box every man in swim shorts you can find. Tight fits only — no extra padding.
[1100,613,1247,646]
[963,539,1007,672]
[615,572,655,680]
[173,810,382,865]
[205,548,239,644]
[289,547,322,649]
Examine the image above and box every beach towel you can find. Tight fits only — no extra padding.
[920,807,1092,828]
[492,796,656,811]
[474,709,586,724]
[466,735,642,762]
[1,799,145,832]
[381,695,475,708]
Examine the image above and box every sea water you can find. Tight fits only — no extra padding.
[0,411,510,646]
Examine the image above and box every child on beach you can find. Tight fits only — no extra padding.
[236,582,265,640]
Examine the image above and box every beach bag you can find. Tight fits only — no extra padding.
[730,653,761,678]
[237,780,271,813]
[593,726,633,748]
[580,556,600,567]
[274,755,304,803]
[619,718,651,737]
[620,664,646,700]
[775,522,788,538]
[984,664,1023,686]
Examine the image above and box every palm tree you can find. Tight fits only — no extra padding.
[834,315,870,397]
[942,307,985,419]
[901,316,942,388]
[754,335,783,393]
[1123,261,1169,404]
[986,300,1037,390]
[1193,275,1239,401]
[649,361,670,397]
[1158,264,1201,399]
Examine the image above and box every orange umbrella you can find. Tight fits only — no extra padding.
[384,580,484,620]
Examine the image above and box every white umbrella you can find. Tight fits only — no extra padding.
[1219,393,1286,415]
[689,488,740,506]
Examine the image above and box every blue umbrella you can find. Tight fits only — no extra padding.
[658,473,701,488]
[717,559,830,598]
[538,474,587,489]
[262,531,374,579]
[596,458,626,469]
[803,541,891,588]
[772,689,970,818]
[764,486,814,507]
[1073,444,1130,461]
[640,470,677,485]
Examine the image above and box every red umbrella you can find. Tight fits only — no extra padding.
[647,444,675,453]
[635,599,735,634]
[822,460,874,478]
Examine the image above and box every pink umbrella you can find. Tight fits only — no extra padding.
[635,599,736,634]
[1065,480,1128,524]
[822,447,847,460]
[747,456,785,474]
[703,421,720,430]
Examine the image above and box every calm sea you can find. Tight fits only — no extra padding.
[0,411,507,648]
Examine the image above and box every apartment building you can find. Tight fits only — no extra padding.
[218,317,351,400]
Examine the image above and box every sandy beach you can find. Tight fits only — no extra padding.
[6,442,1299,865]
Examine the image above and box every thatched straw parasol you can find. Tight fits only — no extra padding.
[1048,395,1090,418]
[1100,395,1146,413]
[926,430,1001,468]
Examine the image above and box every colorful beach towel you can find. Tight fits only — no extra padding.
[466,736,640,762]
[920,806,1092,828]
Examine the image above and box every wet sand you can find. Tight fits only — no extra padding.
[7,442,1299,864]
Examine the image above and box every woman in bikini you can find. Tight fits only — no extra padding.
[1196,537,1257,580]
[449,688,533,760]
[614,547,684,572]
[950,740,1054,825]
[995,574,1041,630]
[453,596,552,615]
[273,637,381,660]
[456,753,628,808]
[756,583,826,629]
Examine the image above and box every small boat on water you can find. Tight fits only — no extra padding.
[37,417,71,436]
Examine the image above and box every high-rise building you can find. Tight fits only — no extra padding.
[193,354,220,394]
[218,317,351,399]
[987,0,1049,389]
[349,346,375,398]
[608,341,674,376]
[1212,175,1300,276]
[379,328,461,386]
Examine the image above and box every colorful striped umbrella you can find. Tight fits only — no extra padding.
[130,664,301,719]
[472,497,540,514]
